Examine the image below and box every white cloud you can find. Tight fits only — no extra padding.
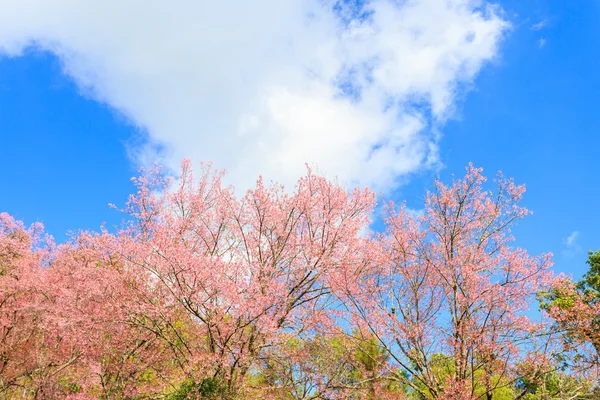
[563,231,582,257]
[0,0,508,192]
[538,38,547,48]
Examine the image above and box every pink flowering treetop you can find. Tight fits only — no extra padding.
[0,213,70,397]
[108,159,376,396]
[339,165,556,399]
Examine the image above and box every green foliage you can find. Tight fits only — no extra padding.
[57,376,82,394]
[408,354,516,399]
[355,335,388,373]
[246,333,406,399]
[579,250,600,298]
[519,371,594,400]
[538,285,574,314]
[167,377,230,400]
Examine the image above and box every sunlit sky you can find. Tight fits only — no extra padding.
[0,0,597,279]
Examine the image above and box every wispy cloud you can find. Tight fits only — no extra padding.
[0,0,508,192]
[566,231,579,247]
[538,38,547,48]
[563,231,582,257]
[531,19,550,31]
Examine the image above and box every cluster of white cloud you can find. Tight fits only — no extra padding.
[0,0,507,191]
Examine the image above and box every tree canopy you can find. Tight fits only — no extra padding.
[0,161,597,399]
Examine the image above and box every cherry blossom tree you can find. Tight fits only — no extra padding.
[46,233,177,398]
[0,213,78,398]
[106,160,376,396]
[339,165,555,399]
[1,215,177,398]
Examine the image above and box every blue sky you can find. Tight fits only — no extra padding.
[0,0,598,279]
